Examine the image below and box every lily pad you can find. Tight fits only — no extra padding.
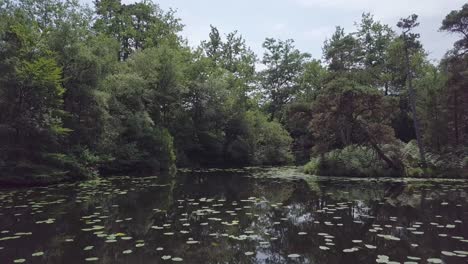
[32,251,44,257]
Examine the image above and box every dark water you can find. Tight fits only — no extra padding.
[1,167,468,264]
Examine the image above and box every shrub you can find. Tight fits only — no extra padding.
[305,141,467,178]
[406,167,424,177]
[303,145,401,177]
[303,158,319,174]
[245,110,294,165]
[402,140,467,177]
[463,156,468,168]
[100,125,176,176]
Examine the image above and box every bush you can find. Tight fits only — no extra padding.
[45,152,98,180]
[304,141,467,178]
[406,167,424,177]
[402,140,467,177]
[463,156,468,168]
[0,150,98,186]
[100,122,176,176]
[303,145,401,177]
[245,110,294,165]
[303,158,319,174]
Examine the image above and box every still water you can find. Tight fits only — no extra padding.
[0,167,467,264]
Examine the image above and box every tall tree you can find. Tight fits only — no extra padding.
[441,3,468,56]
[260,38,310,120]
[201,26,256,81]
[309,80,401,171]
[0,10,66,162]
[323,26,361,74]
[397,14,427,168]
[440,4,468,148]
[94,0,182,60]
[355,13,395,93]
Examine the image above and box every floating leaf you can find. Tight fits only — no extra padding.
[441,251,456,256]
[343,248,359,253]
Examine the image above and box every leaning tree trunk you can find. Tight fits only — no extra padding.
[357,121,403,173]
[403,33,427,168]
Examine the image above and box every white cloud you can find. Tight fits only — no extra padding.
[292,0,465,19]
[302,26,335,40]
[272,23,287,32]
[291,0,464,61]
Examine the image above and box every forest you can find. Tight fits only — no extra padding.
[0,0,467,185]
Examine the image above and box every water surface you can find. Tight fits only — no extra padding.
[1,167,467,263]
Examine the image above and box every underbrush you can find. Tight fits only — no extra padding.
[303,141,467,178]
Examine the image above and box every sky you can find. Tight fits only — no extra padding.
[84,0,466,63]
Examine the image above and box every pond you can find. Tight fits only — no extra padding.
[0,167,467,264]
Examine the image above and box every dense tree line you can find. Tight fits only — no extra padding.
[0,0,466,183]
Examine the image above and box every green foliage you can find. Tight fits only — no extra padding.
[402,140,467,173]
[260,38,311,120]
[44,152,98,180]
[1,0,466,185]
[201,26,256,81]
[302,158,319,175]
[463,156,468,168]
[94,0,183,60]
[440,3,468,55]
[405,167,424,177]
[0,7,73,181]
[245,110,294,165]
[304,145,400,177]
[310,83,397,153]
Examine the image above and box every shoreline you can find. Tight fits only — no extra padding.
[1,166,466,188]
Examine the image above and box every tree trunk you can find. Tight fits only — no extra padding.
[357,121,402,173]
[403,33,427,168]
[453,89,459,145]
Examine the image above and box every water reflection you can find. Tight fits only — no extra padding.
[0,168,467,263]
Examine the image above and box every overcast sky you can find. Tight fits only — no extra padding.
[85,0,466,63]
